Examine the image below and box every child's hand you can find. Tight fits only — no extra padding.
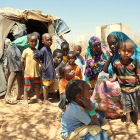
[90,115,98,125]
[78,96,93,110]
[40,64,45,70]
[116,109,123,116]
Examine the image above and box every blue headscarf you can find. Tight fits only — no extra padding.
[108,31,140,77]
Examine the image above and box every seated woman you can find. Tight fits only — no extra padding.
[85,36,109,89]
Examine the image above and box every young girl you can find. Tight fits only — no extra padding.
[61,42,69,64]
[67,51,82,79]
[74,45,85,73]
[58,64,79,112]
[21,33,41,105]
[61,79,123,140]
[108,40,140,127]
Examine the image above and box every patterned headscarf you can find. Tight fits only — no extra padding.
[85,36,109,82]
[87,36,101,59]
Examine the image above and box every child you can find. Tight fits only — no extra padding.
[61,79,123,139]
[34,33,56,104]
[58,64,79,113]
[61,42,69,64]
[48,49,63,93]
[74,45,85,73]
[53,49,63,75]
[67,51,82,79]
[108,40,140,127]
[21,33,41,105]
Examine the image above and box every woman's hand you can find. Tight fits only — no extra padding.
[90,62,99,72]
[116,109,123,116]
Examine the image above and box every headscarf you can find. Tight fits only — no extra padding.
[85,36,109,82]
[87,36,101,59]
[107,31,140,77]
[109,31,140,64]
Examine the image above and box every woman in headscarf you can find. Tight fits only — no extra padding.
[104,31,140,76]
[85,36,109,89]
[91,31,140,118]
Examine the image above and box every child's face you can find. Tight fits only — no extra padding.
[74,46,81,56]
[67,54,76,65]
[82,84,92,100]
[107,35,119,53]
[28,36,37,49]
[119,42,134,61]
[42,35,52,47]
[91,42,101,54]
[64,65,75,80]
[54,53,63,65]
[61,45,69,56]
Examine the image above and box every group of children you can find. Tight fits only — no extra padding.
[5,31,140,139]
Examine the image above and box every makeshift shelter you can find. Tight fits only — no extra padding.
[0,7,70,96]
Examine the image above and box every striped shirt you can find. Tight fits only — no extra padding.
[113,59,140,93]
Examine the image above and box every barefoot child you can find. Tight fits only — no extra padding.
[34,33,56,104]
[74,45,85,73]
[67,51,82,79]
[108,40,140,127]
[21,33,41,105]
[61,79,123,139]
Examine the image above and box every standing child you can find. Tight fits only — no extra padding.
[21,33,41,105]
[61,42,69,64]
[34,33,56,104]
[61,79,123,140]
[108,40,140,127]
[74,45,85,73]
[67,51,82,79]
[53,49,63,75]
[48,49,63,93]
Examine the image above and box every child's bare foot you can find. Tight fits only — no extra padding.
[137,120,140,128]
[36,99,43,104]
[43,100,52,105]
[18,100,29,107]
[124,122,136,128]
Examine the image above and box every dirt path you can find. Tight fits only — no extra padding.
[0,98,139,140]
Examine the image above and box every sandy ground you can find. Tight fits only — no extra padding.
[0,96,139,140]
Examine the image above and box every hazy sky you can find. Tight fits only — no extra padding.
[1,0,140,41]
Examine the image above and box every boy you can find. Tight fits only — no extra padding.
[34,33,56,104]
[21,33,41,105]
[109,40,140,127]
[61,42,69,64]
[74,45,85,73]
